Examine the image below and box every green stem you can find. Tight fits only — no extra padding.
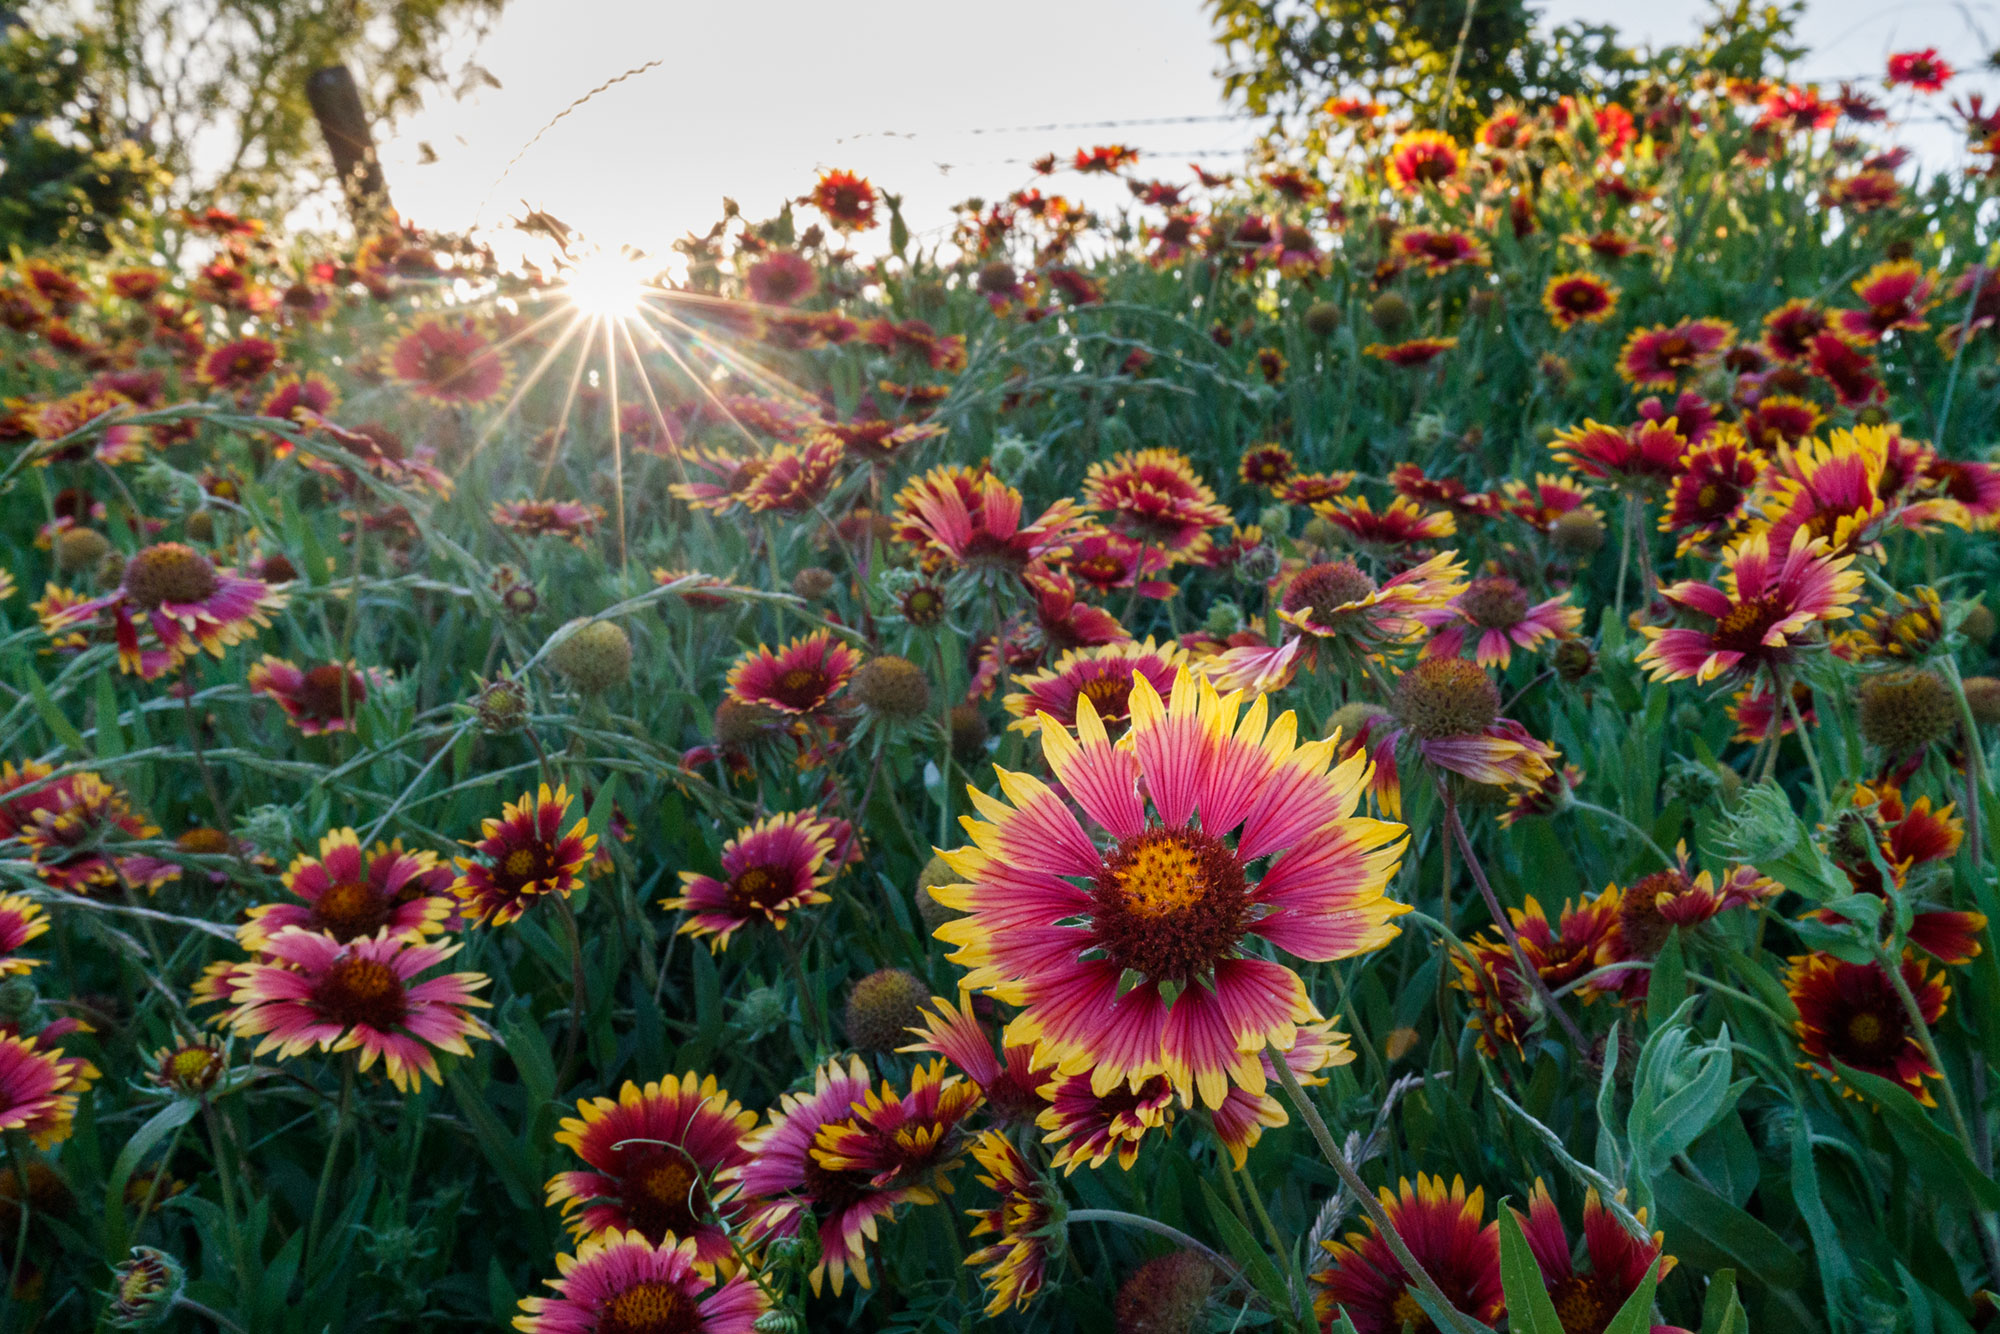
[4,1136,29,1330]
[1064,1209,1242,1285]
[1567,800,1674,869]
[1776,670,1831,813]
[306,1061,356,1270]
[550,890,590,1088]
[202,1099,250,1295]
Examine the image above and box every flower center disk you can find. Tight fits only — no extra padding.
[1090,826,1248,983]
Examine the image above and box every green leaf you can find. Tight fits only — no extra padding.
[1646,929,1686,1029]
[1833,1061,2000,1211]
[102,1097,199,1261]
[445,1064,539,1209]
[1196,1177,1296,1318]
[498,999,558,1126]
[1497,1201,1564,1334]
[93,670,122,759]
[23,667,88,756]
[1699,1269,1746,1334]
[1653,1171,1807,1291]
[1601,1257,1662,1334]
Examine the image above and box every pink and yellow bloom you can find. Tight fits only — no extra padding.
[1416,576,1580,668]
[1637,531,1862,683]
[935,668,1408,1109]
[1003,638,1185,733]
[1315,1174,1503,1334]
[513,1232,765,1334]
[243,828,454,951]
[0,895,48,976]
[724,629,863,717]
[0,1033,84,1148]
[248,657,379,735]
[219,929,489,1092]
[893,465,1087,576]
[44,541,285,679]
[660,810,843,950]
[1082,448,1231,559]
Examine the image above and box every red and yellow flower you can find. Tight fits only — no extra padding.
[452,784,597,927]
[0,895,47,976]
[724,629,863,717]
[1384,130,1465,193]
[248,657,380,735]
[492,499,605,545]
[1315,1174,1503,1334]
[1206,553,1465,693]
[1838,260,1937,344]
[892,465,1088,576]
[0,1033,85,1149]
[547,1074,755,1266]
[1637,530,1861,683]
[1787,950,1948,1104]
[660,810,843,950]
[243,828,454,951]
[935,668,1408,1109]
[1661,432,1763,554]
[1394,226,1488,275]
[1512,1181,1675,1333]
[1541,272,1618,330]
[1363,337,1457,367]
[1617,319,1732,389]
[389,317,510,406]
[44,541,285,679]
[1082,448,1231,559]
[1003,638,1185,734]
[963,1130,1059,1315]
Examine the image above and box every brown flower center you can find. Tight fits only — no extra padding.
[1091,826,1248,982]
[1076,668,1138,720]
[312,957,407,1031]
[1459,576,1530,629]
[770,666,831,711]
[313,879,391,942]
[122,543,220,608]
[1393,657,1501,740]
[1709,594,1786,654]
[296,664,365,721]
[1282,560,1377,630]
[618,1146,710,1242]
[1618,870,1683,959]
[598,1280,700,1334]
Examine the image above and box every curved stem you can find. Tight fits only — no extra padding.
[550,890,590,1088]
[1776,670,1830,813]
[1268,1056,1487,1334]
[1064,1209,1242,1286]
[1567,800,1674,869]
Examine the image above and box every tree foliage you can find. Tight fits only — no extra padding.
[22,0,508,211]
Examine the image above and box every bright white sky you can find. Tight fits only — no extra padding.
[372,0,1998,258]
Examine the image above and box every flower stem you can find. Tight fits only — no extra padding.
[306,1060,356,1271]
[550,890,590,1088]
[1441,784,1589,1055]
[1268,1055,1487,1334]
[1776,671,1831,813]
[1567,800,1674,869]
[1064,1209,1242,1287]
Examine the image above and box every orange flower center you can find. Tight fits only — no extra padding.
[314,957,407,1031]
[1092,827,1248,982]
[122,542,220,608]
[1390,1289,1430,1331]
[503,848,540,882]
[599,1279,699,1334]
[725,864,794,917]
[1848,1012,1885,1045]
[1076,670,1137,720]
[314,879,391,942]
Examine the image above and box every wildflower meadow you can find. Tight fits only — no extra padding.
[2,6,2000,1332]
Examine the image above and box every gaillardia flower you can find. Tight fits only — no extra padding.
[547,1074,756,1266]
[390,317,510,407]
[45,541,285,679]
[1637,530,1861,683]
[660,810,843,950]
[1542,272,1618,330]
[963,1130,1059,1316]
[514,1232,765,1334]
[247,657,379,735]
[892,465,1088,576]
[1786,950,1948,1105]
[453,784,597,927]
[243,828,454,950]
[0,1033,86,1148]
[1315,1174,1503,1334]
[1416,575,1580,669]
[724,629,863,717]
[1003,638,1185,733]
[1512,1181,1674,1334]
[935,668,1408,1109]
[1385,130,1465,193]
[0,894,48,975]
[1082,447,1232,559]
[1617,319,1732,388]
[219,928,490,1092]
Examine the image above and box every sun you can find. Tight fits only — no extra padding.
[560,247,652,319]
